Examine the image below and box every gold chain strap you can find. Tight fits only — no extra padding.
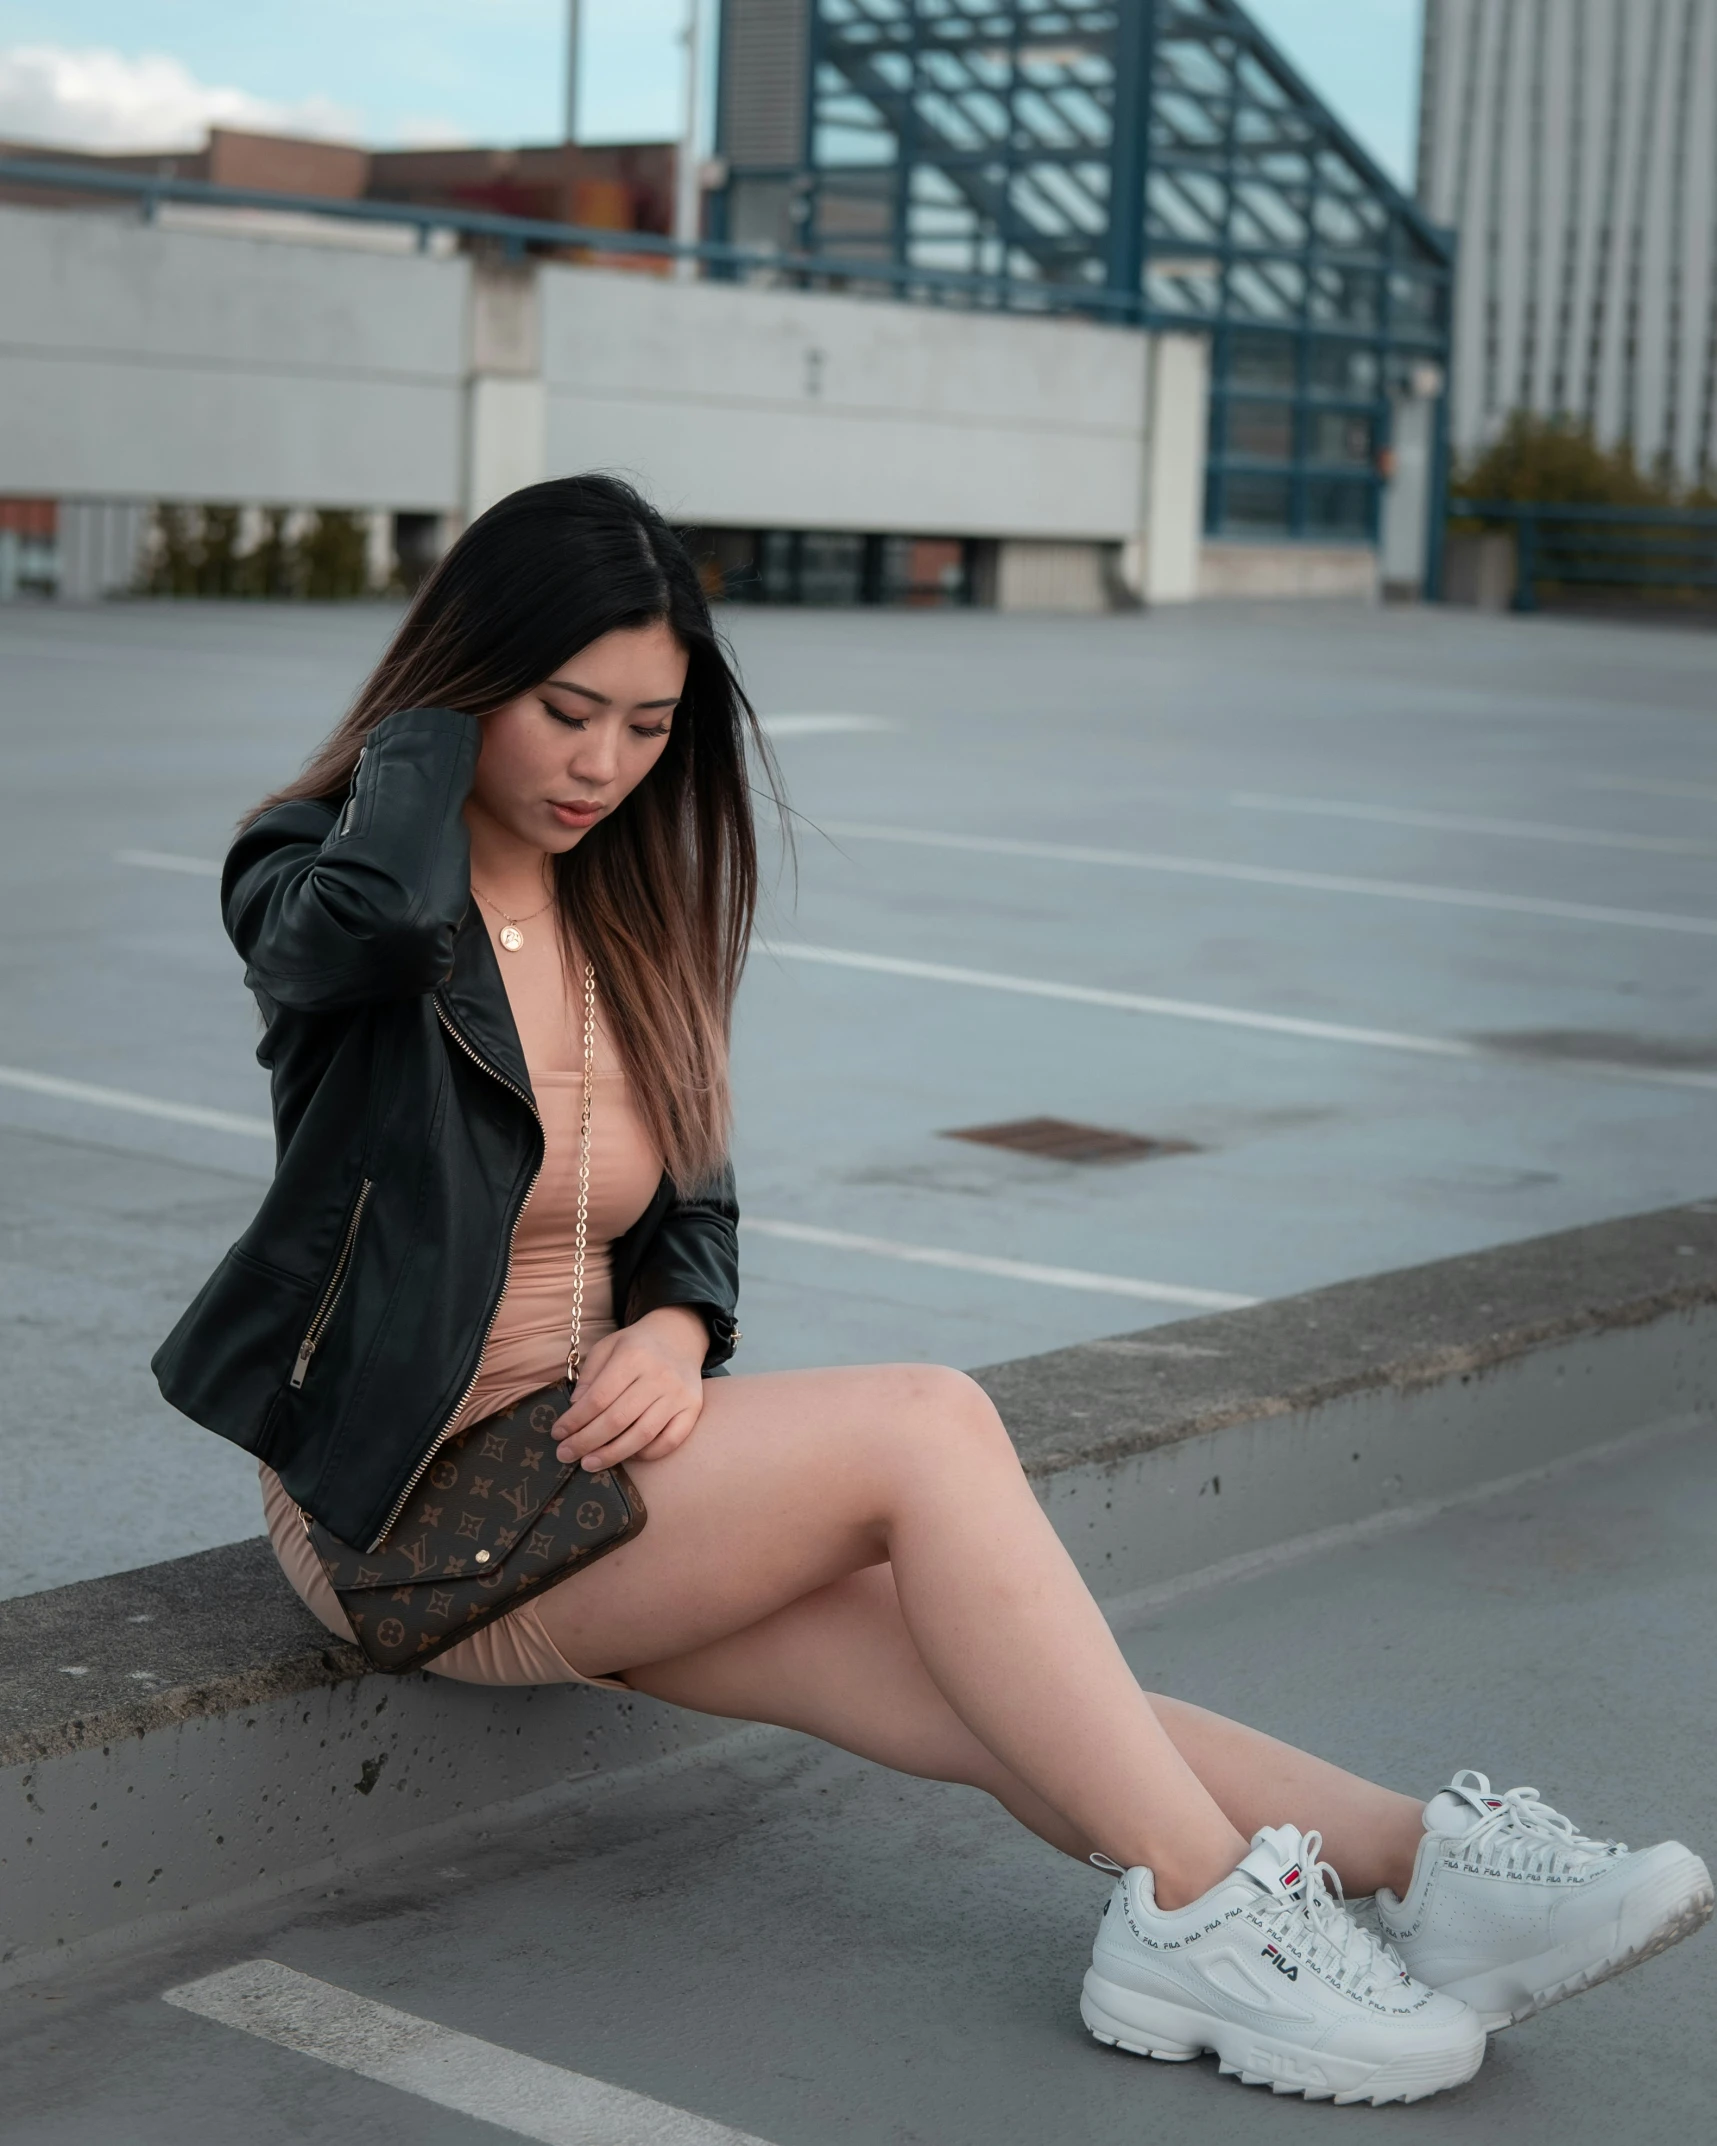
[566,958,596,1387]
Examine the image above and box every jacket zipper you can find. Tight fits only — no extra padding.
[335,745,367,837]
[289,1177,373,1389]
[363,994,542,1552]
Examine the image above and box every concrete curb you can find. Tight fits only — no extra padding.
[4,1200,1715,1983]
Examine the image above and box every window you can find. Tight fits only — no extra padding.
[1219,474,1293,531]
[764,0,1450,561]
[1225,400,1295,460]
[1307,341,1380,398]
[1309,269,1380,327]
[1308,411,1373,466]
[1303,480,1373,537]
[1228,330,1298,391]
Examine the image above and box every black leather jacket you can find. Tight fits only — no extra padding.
[152,706,740,1550]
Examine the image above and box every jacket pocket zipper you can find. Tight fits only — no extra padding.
[289,1177,373,1389]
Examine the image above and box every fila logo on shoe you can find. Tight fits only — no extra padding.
[1261,1942,1300,1981]
[1244,2047,1331,2091]
[1279,1864,1303,1891]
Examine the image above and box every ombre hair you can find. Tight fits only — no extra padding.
[249,473,779,1191]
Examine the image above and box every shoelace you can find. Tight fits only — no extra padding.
[1256,1832,1410,2000]
[1447,1775,1625,1878]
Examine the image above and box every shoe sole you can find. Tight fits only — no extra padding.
[1446,1855,1715,2031]
[1080,1969,1487,2106]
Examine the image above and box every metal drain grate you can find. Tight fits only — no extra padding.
[940,1117,1199,1165]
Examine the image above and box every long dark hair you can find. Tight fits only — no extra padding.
[250,474,779,1189]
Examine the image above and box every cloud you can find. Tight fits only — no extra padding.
[0,44,362,153]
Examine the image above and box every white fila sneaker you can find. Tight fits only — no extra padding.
[1080,1824,1486,2106]
[1375,1770,1714,2031]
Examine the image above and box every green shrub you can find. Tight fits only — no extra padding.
[1449,415,1717,608]
[1454,414,1670,515]
[139,504,379,598]
[144,504,203,596]
[237,508,298,598]
[298,510,373,599]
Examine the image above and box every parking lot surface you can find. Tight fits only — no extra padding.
[3,596,1714,1594]
[4,1419,1713,2144]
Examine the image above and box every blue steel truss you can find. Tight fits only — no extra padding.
[718,0,1454,545]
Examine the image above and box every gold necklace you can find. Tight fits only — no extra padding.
[470,881,555,953]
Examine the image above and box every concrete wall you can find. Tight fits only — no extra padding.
[0,205,1172,555]
[1444,529,1517,611]
[0,207,467,511]
[994,540,1115,613]
[5,1199,1714,1981]
[1127,331,1209,605]
[0,201,1357,610]
[1198,540,1380,602]
[1379,391,1434,597]
[538,267,1151,541]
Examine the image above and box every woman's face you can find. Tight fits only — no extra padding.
[467,619,688,854]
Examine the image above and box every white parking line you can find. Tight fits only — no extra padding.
[759,941,1717,1094]
[0,1065,274,1137]
[762,940,1479,1057]
[742,1218,1254,1309]
[116,848,223,876]
[1229,793,1717,857]
[819,820,1717,937]
[1575,774,1717,803]
[760,713,901,736]
[55,891,1717,1103]
[0,1066,1248,1302]
[165,1959,773,2146]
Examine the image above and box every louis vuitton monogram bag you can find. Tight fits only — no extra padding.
[304,1379,644,1672]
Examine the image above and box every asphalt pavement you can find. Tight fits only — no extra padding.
[4,1418,1713,2143]
[2,595,1715,1596]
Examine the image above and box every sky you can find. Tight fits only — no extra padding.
[0,2,1421,186]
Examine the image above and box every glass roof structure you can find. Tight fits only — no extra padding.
[715,0,1454,545]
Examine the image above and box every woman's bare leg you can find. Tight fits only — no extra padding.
[539,1363,1243,1903]
[536,1365,1416,1904]
[625,1563,1423,1896]
[628,1564,1097,1857]
[1147,1696,1425,1897]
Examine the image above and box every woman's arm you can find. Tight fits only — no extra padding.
[554,1166,742,1470]
[224,707,481,1012]
[616,1164,742,1373]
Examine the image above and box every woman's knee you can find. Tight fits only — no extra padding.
[877,1362,1018,1471]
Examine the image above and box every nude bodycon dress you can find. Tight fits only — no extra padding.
[261,938,665,1686]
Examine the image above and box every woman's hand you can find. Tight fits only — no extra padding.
[552,1306,709,1471]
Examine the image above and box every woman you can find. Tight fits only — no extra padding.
[155,475,1710,2108]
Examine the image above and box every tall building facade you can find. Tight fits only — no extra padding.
[714,0,1452,553]
[1419,0,1717,480]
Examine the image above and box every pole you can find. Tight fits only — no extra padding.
[1512,508,1539,612]
[565,0,581,143]
[1423,369,1451,601]
[673,0,703,277]
[1106,0,1155,318]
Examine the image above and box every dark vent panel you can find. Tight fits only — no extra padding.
[941,1117,1199,1165]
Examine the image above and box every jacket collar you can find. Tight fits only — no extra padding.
[437,904,534,1101]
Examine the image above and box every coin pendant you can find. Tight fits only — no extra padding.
[498,924,524,952]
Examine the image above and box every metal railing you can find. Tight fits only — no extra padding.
[0,154,1144,324]
[1452,498,1717,613]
